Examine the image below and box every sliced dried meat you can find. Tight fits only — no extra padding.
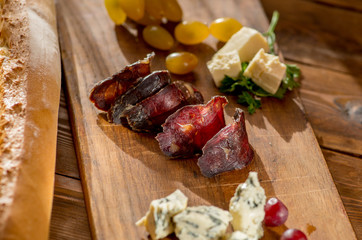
[197,108,254,178]
[89,52,155,111]
[124,81,203,132]
[107,70,171,124]
[156,96,228,158]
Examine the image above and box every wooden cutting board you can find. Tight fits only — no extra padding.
[55,0,357,239]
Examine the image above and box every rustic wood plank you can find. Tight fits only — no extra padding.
[51,69,362,238]
[294,61,362,155]
[309,0,362,12]
[49,150,362,240]
[322,149,362,237]
[261,0,362,75]
[56,86,80,179]
[56,0,357,239]
[50,174,91,240]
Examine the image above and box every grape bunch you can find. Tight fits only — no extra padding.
[104,0,182,25]
[104,0,243,75]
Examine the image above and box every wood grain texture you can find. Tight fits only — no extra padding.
[261,0,362,75]
[50,174,91,239]
[56,87,80,179]
[322,149,362,237]
[308,0,362,12]
[55,0,356,239]
[48,149,362,240]
[295,61,362,155]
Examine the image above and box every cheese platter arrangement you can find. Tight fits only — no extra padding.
[55,0,357,239]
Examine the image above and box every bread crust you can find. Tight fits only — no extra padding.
[0,0,61,239]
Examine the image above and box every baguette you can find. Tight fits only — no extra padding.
[0,0,61,239]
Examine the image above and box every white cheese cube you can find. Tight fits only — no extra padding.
[229,172,266,240]
[217,27,269,63]
[244,49,286,94]
[207,50,242,87]
[136,190,188,239]
[173,205,232,240]
[227,231,257,240]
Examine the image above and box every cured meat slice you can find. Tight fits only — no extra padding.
[107,70,171,124]
[124,81,203,132]
[197,108,254,178]
[156,96,228,158]
[89,52,154,111]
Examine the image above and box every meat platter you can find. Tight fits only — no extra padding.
[56,0,356,239]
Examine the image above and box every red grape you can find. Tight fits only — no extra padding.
[281,229,308,240]
[264,197,288,227]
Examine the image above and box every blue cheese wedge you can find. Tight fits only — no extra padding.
[207,50,242,87]
[243,49,286,94]
[226,231,257,240]
[229,172,266,240]
[136,190,188,239]
[216,27,269,63]
[173,205,232,240]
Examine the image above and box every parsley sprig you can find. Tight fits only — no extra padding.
[263,11,279,55]
[219,11,301,114]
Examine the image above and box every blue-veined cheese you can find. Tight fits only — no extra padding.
[207,50,242,87]
[243,49,286,94]
[216,27,269,63]
[136,190,188,239]
[173,205,232,240]
[229,172,266,240]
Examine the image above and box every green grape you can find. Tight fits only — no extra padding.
[119,0,145,21]
[174,21,209,45]
[161,0,182,22]
[166,52,198,74]
[210,17,242,42]
[143,25,174,50]
[104,0,127,25]
[145,0,164,20]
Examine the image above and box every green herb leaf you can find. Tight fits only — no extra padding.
[241,62,249,72]
[283,64,301,90]
[252,87,274,97]
[263,11,279,55]
[286,64,301,79]
[271,86,287,99]
[218,11,301,115]
[219,75,237,93]
[237,92,261,114]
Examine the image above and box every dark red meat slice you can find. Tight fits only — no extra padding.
[124,81,203,132]
[197,108,254,178]
[107,70,171,124]
[156,96,228,158]
[89,52,154,111]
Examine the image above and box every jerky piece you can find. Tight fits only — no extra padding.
[89,52,155,111]
[197,108,254,178]
[156,96,228,158]
[108,70,171,124]
[124,81,203,132]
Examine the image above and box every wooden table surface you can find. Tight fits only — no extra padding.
[49,0,362,239]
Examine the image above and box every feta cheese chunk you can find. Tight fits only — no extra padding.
[207,50,242,87]
[173,205,232,240]
[227,231,257,240]
[244,49,286,94]
[136,190,188,239]
[217,27,269,63]
[229,172,266,240]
